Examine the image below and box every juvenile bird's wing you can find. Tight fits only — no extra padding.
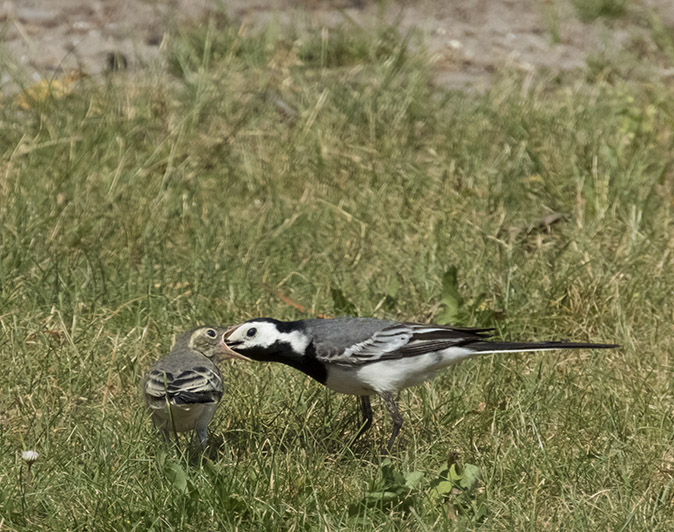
[314,321,494,365]
[144,350,224,404]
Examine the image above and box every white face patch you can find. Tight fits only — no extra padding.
[227,321,311,355]
[278,330,311,354]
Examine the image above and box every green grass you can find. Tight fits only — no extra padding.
[571,0,629,22]
[1,15,674,532]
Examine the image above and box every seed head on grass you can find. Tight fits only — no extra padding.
[21,449,39,490]
[21,450,39,465]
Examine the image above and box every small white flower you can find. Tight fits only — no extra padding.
[22,450,39,464]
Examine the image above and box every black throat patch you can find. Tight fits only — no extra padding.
[238,340,327,385]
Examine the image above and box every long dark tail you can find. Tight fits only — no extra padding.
[469,340,619,354]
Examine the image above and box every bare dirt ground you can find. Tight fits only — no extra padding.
[1,0,673,89]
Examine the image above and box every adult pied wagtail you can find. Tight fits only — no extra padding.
[224,318,617,450]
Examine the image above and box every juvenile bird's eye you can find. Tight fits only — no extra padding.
[206,329,217,338]
[247,327,257,338]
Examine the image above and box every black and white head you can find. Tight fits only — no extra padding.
[175,326,250,361]
[224,319,310,360]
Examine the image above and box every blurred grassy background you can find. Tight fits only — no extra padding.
[1,4,673,530]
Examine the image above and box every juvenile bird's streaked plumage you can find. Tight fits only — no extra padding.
[142,326,247,448]
[225,317,618,450]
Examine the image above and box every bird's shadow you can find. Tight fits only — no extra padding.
[207,404,396,463]
[152,392,407,465]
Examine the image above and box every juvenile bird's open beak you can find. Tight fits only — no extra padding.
[218,324,250,361]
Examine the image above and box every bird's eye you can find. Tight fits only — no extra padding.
[206,329,217,338]
[246,327,257,338]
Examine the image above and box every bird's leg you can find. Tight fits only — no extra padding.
[158,419,178,447]
[353,395,373,440]
[380,392,403,453]
[196,426,209,450]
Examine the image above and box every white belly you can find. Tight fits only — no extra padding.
[324,347,476,395]
[148,402,218,433]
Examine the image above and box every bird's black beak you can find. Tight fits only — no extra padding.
[219,324,250,361]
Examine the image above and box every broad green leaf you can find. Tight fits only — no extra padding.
[387,277,399,298]
[404,470,424,489]
[165,460,189,494]
[448,463,463,482]
[365,490,401,502]
[431,480,454,497]
[460,464,481,490]
[437,266,463,324]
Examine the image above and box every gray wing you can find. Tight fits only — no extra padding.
[144,349,223,404]
[311,319,493,365]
